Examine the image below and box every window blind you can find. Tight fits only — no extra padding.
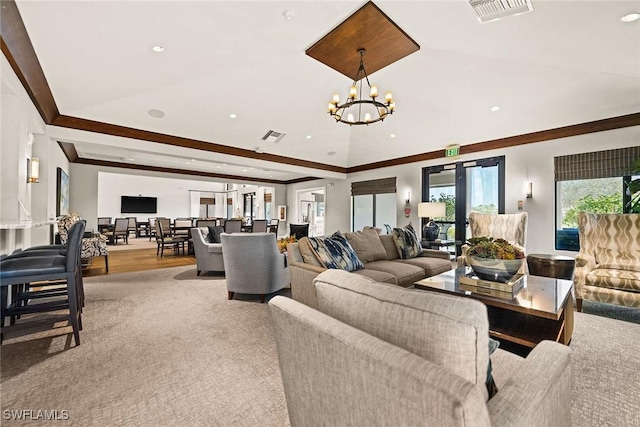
[351,177,396,196]
[554,146,640,181]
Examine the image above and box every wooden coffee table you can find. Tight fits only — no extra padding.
[415,267,574,349]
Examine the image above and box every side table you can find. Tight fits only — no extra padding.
[421,239,462,258]
[526,254,575,280]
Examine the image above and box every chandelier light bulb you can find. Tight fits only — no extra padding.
[389,102,395,112]
[333,93,340,103]
[347,113,355,123]
[349,85,357,99]
[370,85,378,98]
[385,92,393,103]
[364,113,372,122]
[328,103,336,113]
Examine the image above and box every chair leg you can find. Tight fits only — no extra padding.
[260,294,266,304]
[67,279,81,346]
[228,291,234,300]
[104,254,109,273]
[576,298,583,312]
[197,270,201,276]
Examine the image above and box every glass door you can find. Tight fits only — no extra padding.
[422,156,505,253]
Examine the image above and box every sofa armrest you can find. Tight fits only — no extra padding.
[574,253,596,298]
[419,249,451,260]
[488,341,571,427]
[289,262,327,309]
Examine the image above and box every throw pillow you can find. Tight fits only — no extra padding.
[392,223,422,259]
[308,231,364,272]
[207,226,224,243]
[297,237,324,267]
[486,337,500,399]
[344,229,387,263]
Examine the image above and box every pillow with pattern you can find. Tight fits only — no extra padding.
[392,223,422,259]
[308,231,364,272]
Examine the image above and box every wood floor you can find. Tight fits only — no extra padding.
[83,247,196,277]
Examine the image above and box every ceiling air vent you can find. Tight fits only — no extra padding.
[261,130,286,143]
[469,0,533,23]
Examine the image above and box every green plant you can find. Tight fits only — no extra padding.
[467,237,525,260]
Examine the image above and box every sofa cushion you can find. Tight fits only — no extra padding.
[596,247,640,272]
[586,268,640,292]
[379,234,400,260]
[392,224,422,259]
[308,231,364,272]
[344,229,387,263]
[364,260,425,287]
[297,237,324,267]
[353,268,397,285]
[207,244,223,254]
[395,256,452,277]
[313,269,490,394]
[207,226,224,243]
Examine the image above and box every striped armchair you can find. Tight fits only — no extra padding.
[575,213,640,311]
[59,213,109,272]
[458,212,528,268]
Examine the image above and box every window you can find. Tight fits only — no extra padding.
[554,147,640,250]
[351,177,397,232]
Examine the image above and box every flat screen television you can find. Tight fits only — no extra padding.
[121,196,157,214]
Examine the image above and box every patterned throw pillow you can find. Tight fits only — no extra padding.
[308,231,364,272]
[392,223,422,259]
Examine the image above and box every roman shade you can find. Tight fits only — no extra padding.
[351,177,396,196]
[554,146,640,181]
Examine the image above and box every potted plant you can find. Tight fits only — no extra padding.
[466,237,525,282]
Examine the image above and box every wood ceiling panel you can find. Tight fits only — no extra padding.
[306,1,420,79]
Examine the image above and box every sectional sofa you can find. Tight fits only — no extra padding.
[287,228,452,308]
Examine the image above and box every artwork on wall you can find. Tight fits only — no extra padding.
[278,205,287,221]
[56,167,70,217]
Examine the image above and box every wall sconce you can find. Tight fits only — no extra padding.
[27,157,40,183]
[526,181,533,199]
[405,191,411,204]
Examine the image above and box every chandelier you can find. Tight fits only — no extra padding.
[327,49,395,125]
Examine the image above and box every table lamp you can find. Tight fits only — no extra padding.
[418,202,446,241]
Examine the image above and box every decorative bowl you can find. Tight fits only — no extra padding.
[468,256,523,283]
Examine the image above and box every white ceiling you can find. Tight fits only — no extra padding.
[15,0,640,182]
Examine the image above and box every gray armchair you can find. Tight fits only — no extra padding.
[221,232,289,302]
[190,227,224,275]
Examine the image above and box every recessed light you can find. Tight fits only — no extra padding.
[128,158,134,161]
[152,45,165,53]
[327,151,336,156]
[283,10,295,21]
[229,113,237,119]
[390,133,396,138]
[216,166,221,169]
[490,106,500,112]
[621,13,640,22]
[306,135,312,140]
[186,162,191,165]
[148,109,165,118]
[242,169,248,172]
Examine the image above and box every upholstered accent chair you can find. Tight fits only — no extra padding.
[458,212,528,267]
[190,227,224,275]
[575,212,640,311]
[224,219,242,233]
[59,213,109,272]
[221,232,289,303]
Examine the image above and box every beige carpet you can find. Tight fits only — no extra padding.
[1,266,639,426]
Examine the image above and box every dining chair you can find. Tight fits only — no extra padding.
[0,220,85,345]
[224,219,242,233]
[97,217,112,233]
[103,218,129,244]
[126,217,139,237]
[289,223,310,240]
[147,217,157,241]
[155,220,186,257]
[252,219,268,233]
[269,219,279,234]
[173,219,193,238]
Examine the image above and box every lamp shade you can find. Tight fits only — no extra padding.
[417,202,445,219]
